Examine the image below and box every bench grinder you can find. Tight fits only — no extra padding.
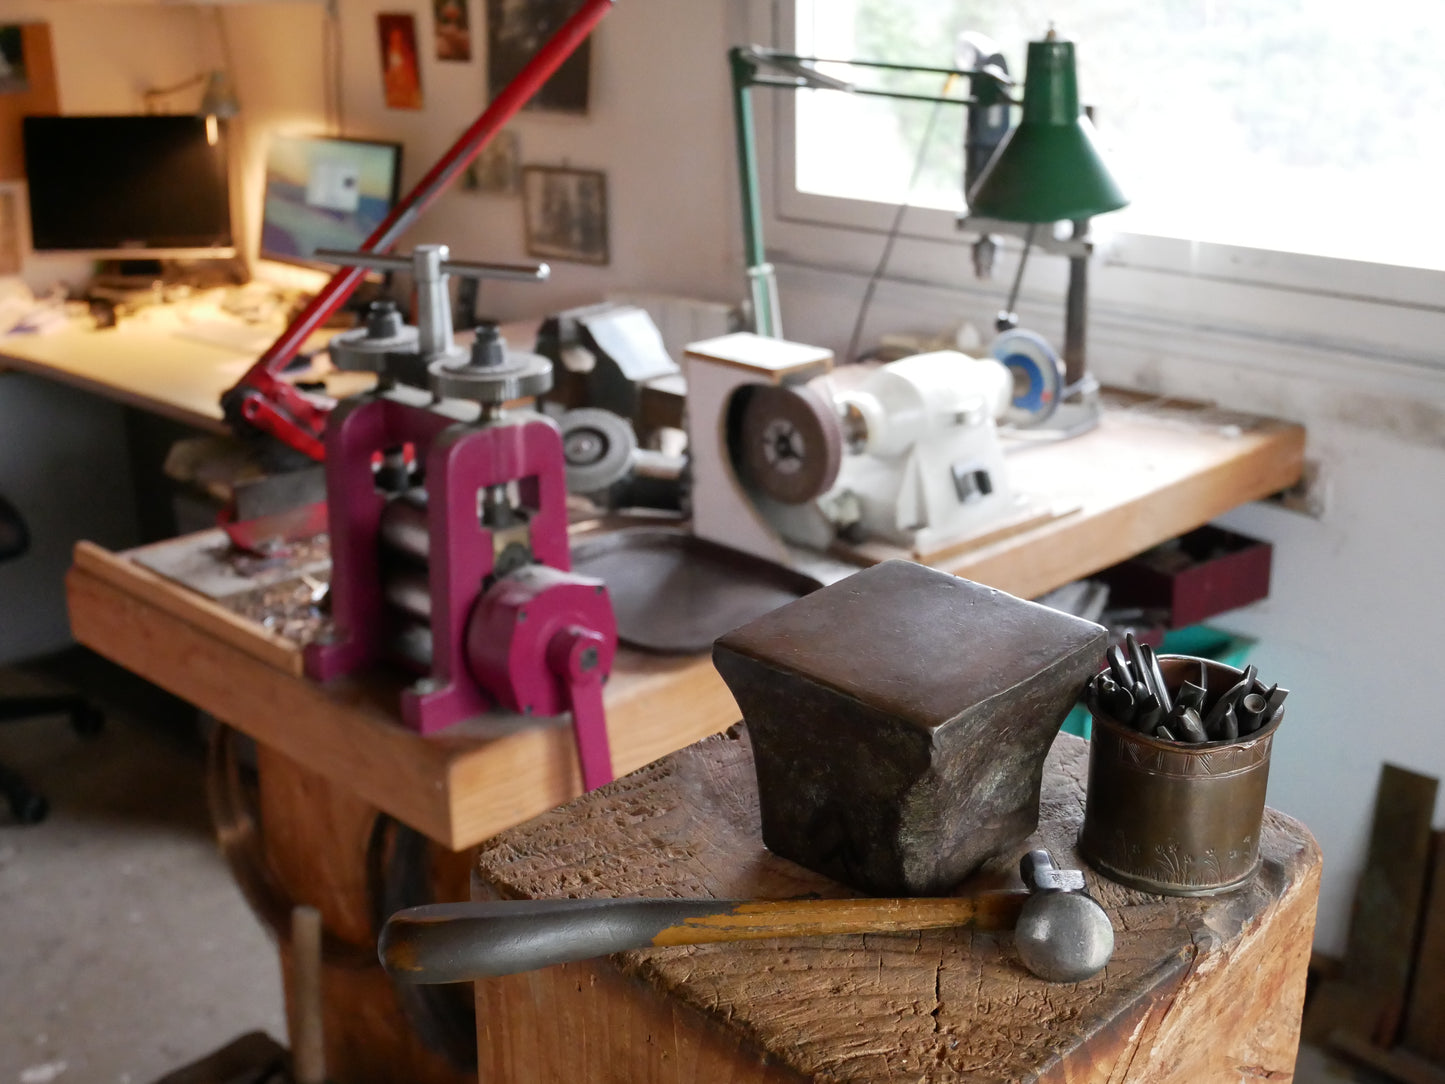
[304,245,617,791]
[686,332,1019,569]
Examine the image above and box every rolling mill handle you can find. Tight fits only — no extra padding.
[379,894,1030,984]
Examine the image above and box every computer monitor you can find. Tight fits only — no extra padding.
[22,114,235,261]
[259,134,403,269]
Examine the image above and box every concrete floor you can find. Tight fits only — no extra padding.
[0,650,1388,1084]
[0,654,285,1084]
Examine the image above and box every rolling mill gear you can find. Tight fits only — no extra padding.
[304,244,618,790]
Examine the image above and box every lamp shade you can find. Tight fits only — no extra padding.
[198,70,240,119]
[966,37,1126,223]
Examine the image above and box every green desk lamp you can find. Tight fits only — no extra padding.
[966,29,1127,435]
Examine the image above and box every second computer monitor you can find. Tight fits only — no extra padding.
[260,134,403,268]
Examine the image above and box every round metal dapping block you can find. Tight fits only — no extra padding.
[1079,655,1285,897]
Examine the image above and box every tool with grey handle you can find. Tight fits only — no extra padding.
[379,849,1113,985]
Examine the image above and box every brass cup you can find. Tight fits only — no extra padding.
[1078,655,1283,897]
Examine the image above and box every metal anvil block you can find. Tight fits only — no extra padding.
[712,560,1106,896]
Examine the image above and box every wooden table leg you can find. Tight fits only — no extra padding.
[252,743,476,1084]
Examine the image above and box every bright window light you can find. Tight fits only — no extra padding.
[796,0,1445,271]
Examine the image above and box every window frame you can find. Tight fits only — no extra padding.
[748,0,1445,374]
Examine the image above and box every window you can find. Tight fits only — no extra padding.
[795,0,1445,271]
[756,0,1445,363]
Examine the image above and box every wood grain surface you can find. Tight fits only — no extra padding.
[66,550,741,849]
[474,727,1321,1084]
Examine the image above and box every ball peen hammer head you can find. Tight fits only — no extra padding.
[1020,849,1086,892]
[1014,849,1115,983]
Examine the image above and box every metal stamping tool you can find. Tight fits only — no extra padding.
[1084,653,1287,749]
[1141,643,1171,715]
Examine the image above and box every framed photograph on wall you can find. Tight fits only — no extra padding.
[433,0,472,61]
[0,182,25,275]
[377,12,424,110]
[486,0,590,114]
[522,165,608,265]
[461,129,520,195]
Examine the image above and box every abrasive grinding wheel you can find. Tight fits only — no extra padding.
[558,408,637,494]
[737,384,843,505]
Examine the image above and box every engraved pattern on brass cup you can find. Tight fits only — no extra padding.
[1078,655,1283,896]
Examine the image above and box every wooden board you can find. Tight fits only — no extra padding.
[1339,763,1439,1046]
[1403,830,1445,1063]
[473,727,1322,1084]
[66,546,741,850]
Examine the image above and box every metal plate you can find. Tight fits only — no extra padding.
[569,527,822,654]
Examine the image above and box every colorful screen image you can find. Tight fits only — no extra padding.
[260,135,402,266]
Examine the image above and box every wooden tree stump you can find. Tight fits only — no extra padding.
[473,725,1321,1083]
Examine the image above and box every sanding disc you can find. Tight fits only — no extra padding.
[738,384,843,505]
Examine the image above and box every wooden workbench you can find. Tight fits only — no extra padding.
[473,725,1321,1083]
[63,392,1305,1083]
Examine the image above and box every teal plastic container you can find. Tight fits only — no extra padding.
[1058,626,1257,739]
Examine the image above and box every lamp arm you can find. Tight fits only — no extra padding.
[142,71,207,106]
[730,46,780,338]
[728,43,1012,339]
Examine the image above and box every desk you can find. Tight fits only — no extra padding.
[473,725,1321,1083]
[64,394,1305,1082]
[0,303,369,434]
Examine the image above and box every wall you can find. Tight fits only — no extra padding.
[221,0,746,317]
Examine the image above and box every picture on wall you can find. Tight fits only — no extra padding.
[0,26,29,95]
[377,13,424,110]
[522,165,607,265]
[486,0,590,114]
[461,130,520,195]
[433,0,472,62]
[0,183,24,274]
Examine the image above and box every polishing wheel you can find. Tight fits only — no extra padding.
[737,384,843,505]
[990,328,1064,427]
[558,408,637,494]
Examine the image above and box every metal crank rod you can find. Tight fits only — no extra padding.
[224,0,615,459]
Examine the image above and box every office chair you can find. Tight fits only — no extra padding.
[0,493,103,824]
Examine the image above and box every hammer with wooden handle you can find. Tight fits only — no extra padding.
[379,850,1113,984]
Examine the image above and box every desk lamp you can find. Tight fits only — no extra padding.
[964,29,1127,436]
[198,71,240,120]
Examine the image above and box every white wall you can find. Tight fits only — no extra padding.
[11,0,1442,957]
[220,0,745,316]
